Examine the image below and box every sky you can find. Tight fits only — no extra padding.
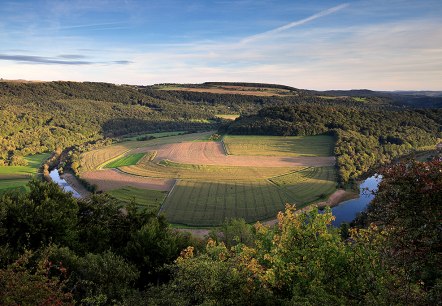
[0,0,441,90]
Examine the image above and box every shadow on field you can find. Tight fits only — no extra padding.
[160,178,336,227]
[101,118,219,137]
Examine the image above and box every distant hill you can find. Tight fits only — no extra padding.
[318,89,442,108]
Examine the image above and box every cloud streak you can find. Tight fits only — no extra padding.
[0,54,131,65]
[241,3,349,43]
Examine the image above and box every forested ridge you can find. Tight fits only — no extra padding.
[226,104,442,182]
[0,159,440,304]
[0,80,382,165]
[0,81,221,165]
[1,80,440,183]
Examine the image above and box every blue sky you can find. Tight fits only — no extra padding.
[1,0,441,90]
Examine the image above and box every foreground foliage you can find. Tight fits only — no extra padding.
[0,159,440,305]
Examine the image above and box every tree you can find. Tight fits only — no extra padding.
[361,159,442,304]
[0,180,78,254]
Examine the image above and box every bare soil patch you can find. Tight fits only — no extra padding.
[81,169,174,191]
[133,142,335,167]
[316,189,359,208]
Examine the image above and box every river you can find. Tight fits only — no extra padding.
[331,174,382,226]
[49,169,81,199]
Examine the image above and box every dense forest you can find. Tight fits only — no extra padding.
[0,159,440,305]
[0,81,221,165]
[226,104,442,182]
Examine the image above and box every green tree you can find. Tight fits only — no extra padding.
[0,180,78,254]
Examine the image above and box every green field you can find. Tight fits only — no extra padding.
[161,180,293,226]
[270,167,337,204]
[223,135,335,157]
[107,186,167,211]
[104,153,145,168]
[0,153,50,194]
[0,179,30,195]
[0,153,51,176]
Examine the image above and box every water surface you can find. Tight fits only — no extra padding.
[331,175,382,226]
[49,169,81,199]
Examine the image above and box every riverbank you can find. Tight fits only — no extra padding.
[60,171,91,198]
[316,189,359,209]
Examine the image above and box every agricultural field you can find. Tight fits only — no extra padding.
[107,186,167,211]
[80,131,214,172]
[161,180,293,226]
[103,153,145,168]
[156,84,294,97]
[270,167,337,204]
[0,153,50,194]
[215,114,240,120]
[223,135,335,157]
[120,161,300,180]
[80,131,338,227]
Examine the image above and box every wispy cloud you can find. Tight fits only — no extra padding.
[0,54,132,65]
[59,22,126,30]
[241,3,349,43]
[57,54,87,59]
[0,54,92,65]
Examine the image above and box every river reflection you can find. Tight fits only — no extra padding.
[49,169,81,199]
[331,175,382,226]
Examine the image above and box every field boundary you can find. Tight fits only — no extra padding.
[267,167,311,181]
[96,149,131,170]
[220,138,230,155]
[158,179,178,215]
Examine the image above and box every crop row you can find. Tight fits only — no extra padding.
[161,180,292,226]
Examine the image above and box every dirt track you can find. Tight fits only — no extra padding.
[81,169,175,191]
[133,142,335,167]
